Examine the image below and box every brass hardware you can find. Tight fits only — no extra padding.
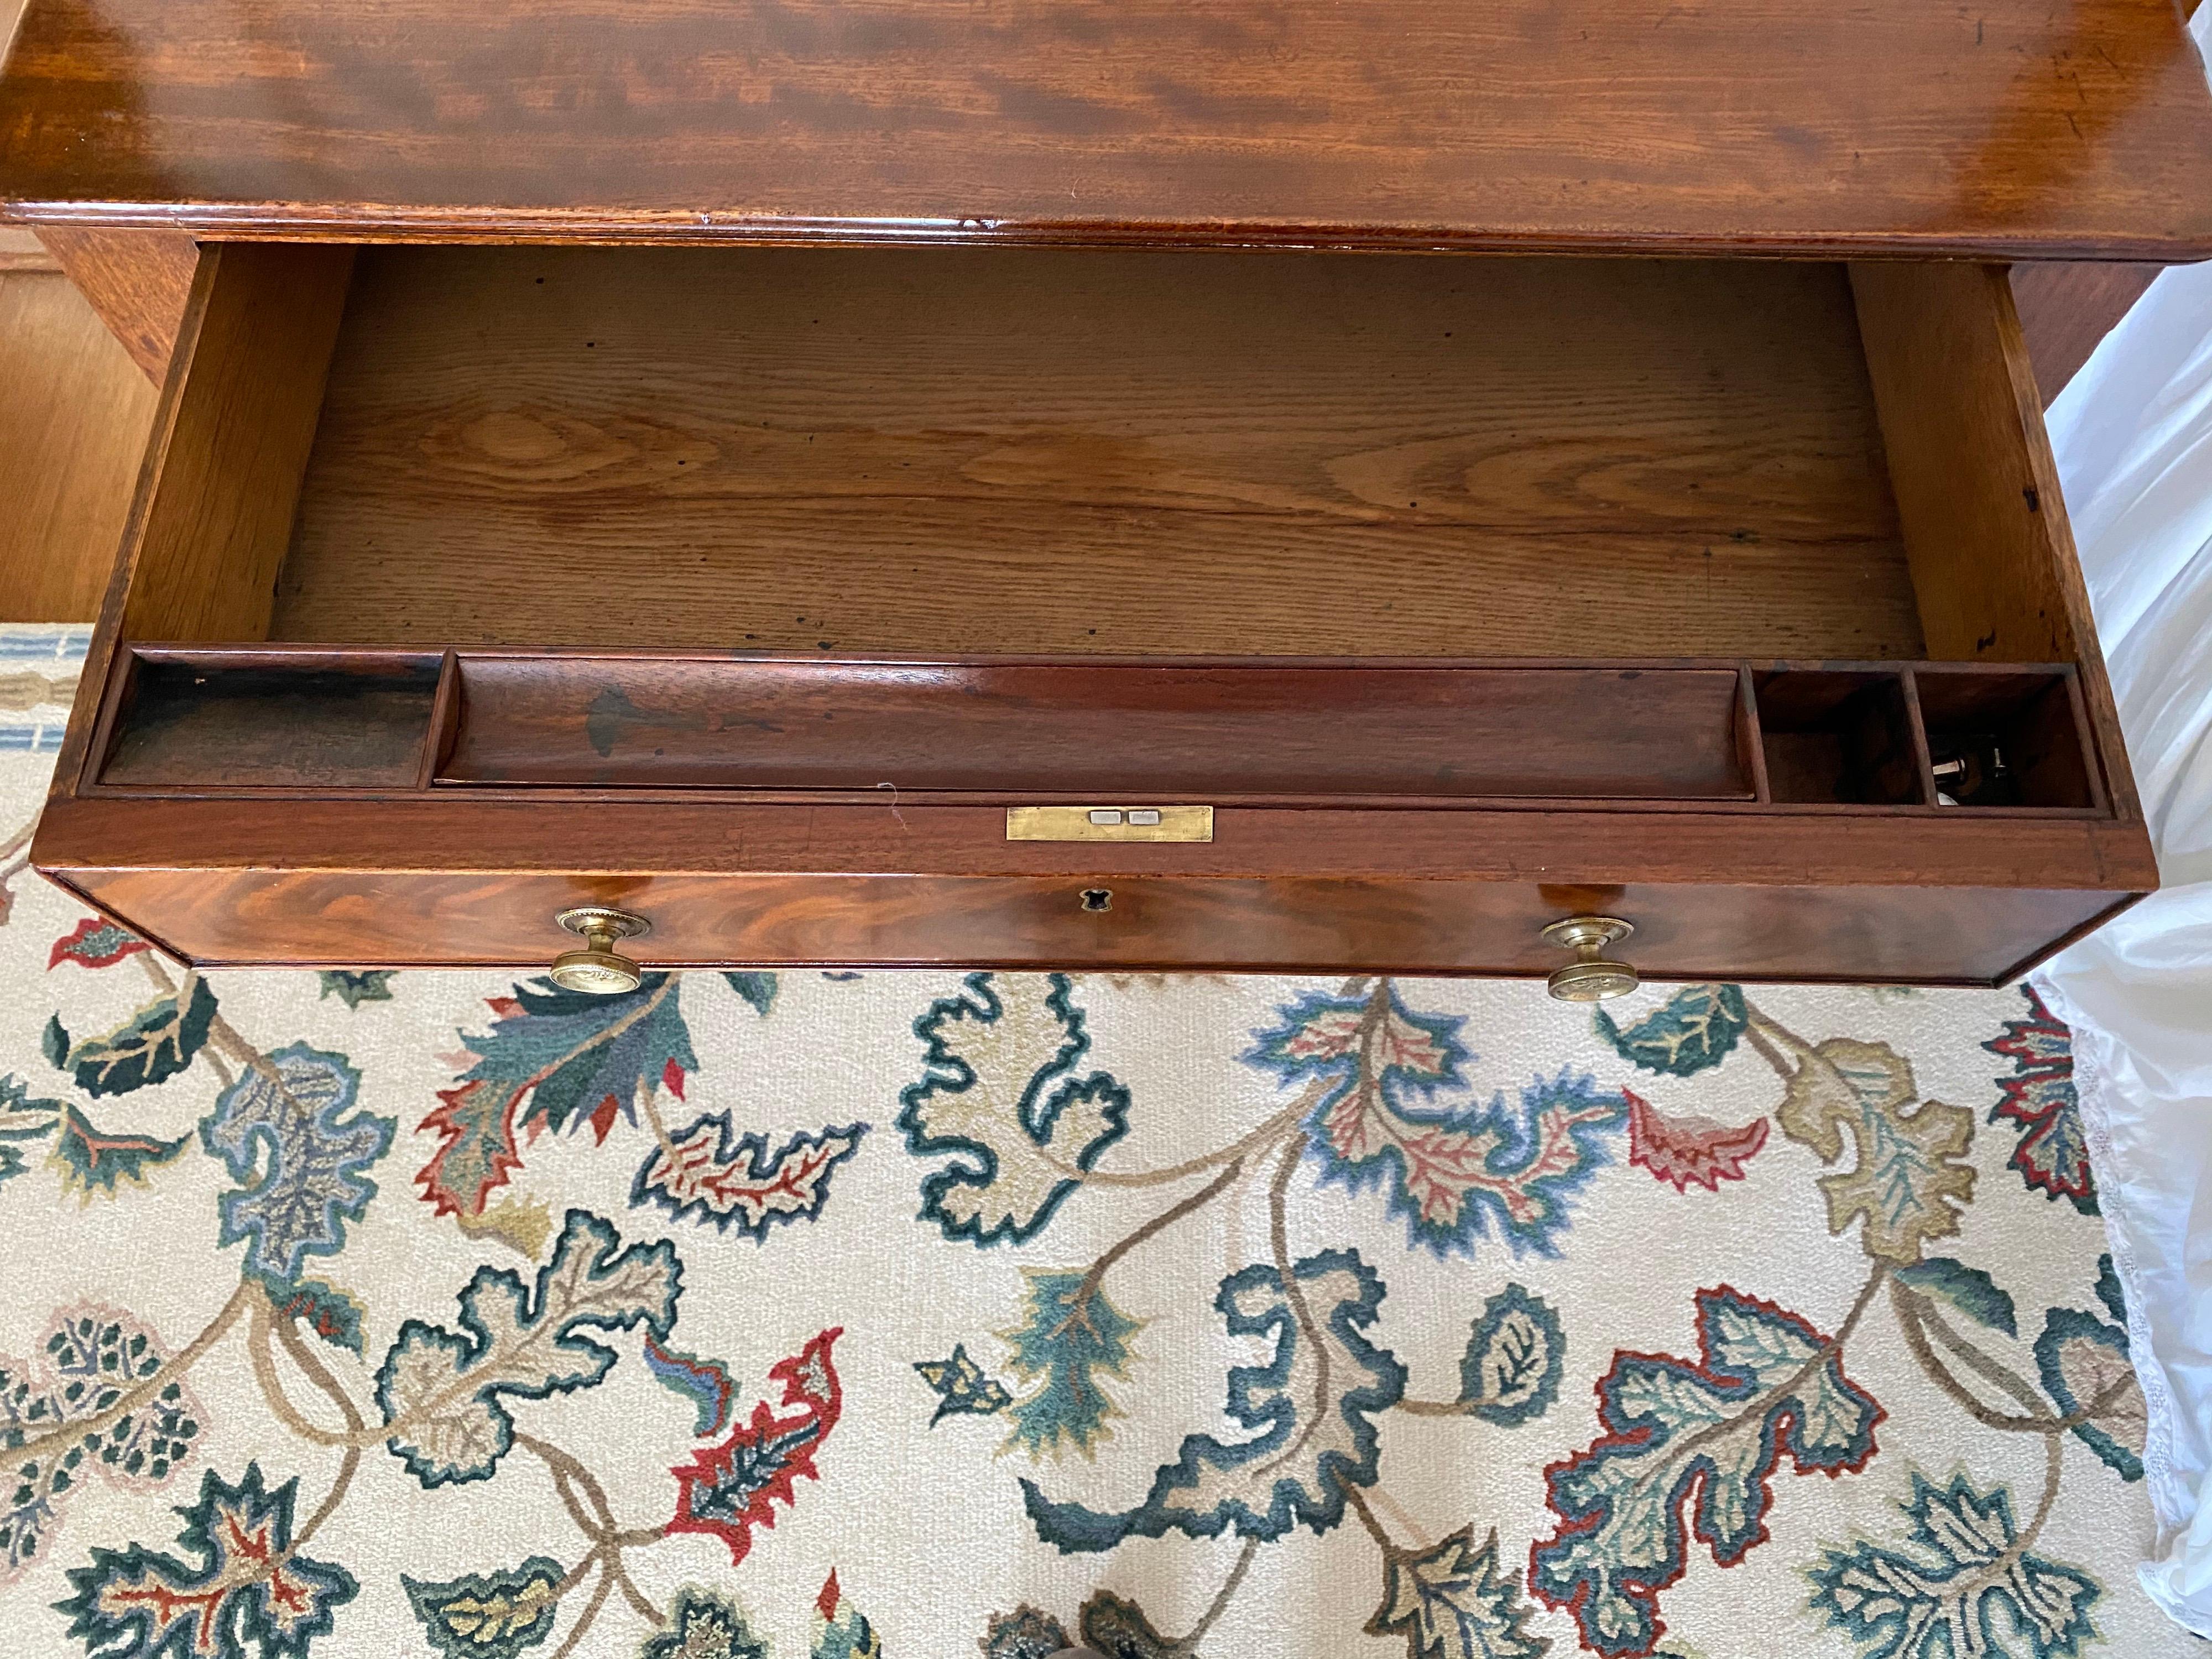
[1006,805,1213,842]
[550,906,651,994]
[1540,915,1639,1002]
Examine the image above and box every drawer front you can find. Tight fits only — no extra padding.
[55,864,2128,987]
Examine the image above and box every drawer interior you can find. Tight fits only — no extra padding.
[86,241,2112,813]
[259,244,1924,660]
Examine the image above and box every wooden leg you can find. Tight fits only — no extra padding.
[34,226,198,383]
[2006,261,2163,408]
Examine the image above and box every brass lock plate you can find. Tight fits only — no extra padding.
[1006,805,1214,842]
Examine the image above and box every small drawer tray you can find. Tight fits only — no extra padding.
[88,647,2103,817]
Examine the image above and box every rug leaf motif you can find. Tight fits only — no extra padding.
[1021,1248,1407,1550]
[1763,1023,1975,1264]
[1368,1525,1550,1659]
[898,973,1129,1246]
[375,1208,680,1487]
[1807,1470,2101,1659]
[1531,1286,1884,1657]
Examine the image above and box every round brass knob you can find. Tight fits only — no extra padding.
[550,907,651,994]
[1540,915,1638,1002]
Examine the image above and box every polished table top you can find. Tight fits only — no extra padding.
[2,0,2211,254]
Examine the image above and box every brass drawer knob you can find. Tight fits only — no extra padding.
[550,906,651,994]
[1541,915,1638,1002]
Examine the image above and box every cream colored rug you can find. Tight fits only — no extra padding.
[0,626,2181,1659]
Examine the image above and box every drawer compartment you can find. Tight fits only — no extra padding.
[98,651,442,788]
[36,238,2154,983]
[437,658,1756,799]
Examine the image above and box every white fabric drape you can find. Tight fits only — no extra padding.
[2038,14,2212,1625]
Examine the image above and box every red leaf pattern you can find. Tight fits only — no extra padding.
[1626,1089,1771,1193]
[668,1329,844,1565]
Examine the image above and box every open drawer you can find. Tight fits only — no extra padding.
[33,241,2154,985]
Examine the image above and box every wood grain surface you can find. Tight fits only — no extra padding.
[34,791,2158,888]
[2009,260,2166,405]
[44,859,2133,987]
[33,227,197,382]
[442,658,1753,798]
[100,656,441,788]
[3,0,2211,254]
[1849,260,2142,823]
[119,243,354,643]
[275,247,1927,659]
[0,271,155,622]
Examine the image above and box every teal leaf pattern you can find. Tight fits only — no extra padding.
[44,977,218,1098]
[254,1276,366,1357]
[418,974,696,1218]
[55,1463,357,1659]
[1807,1470,2101,1659]
[1597,984,1750,1077]
[1457,1282,1566,1427]
[643,1588,769,1659]
[999,1270,1141,1459]
[2034,1308,2144,1483]
[1366,1525,1549,1659]
[403,1556,565,1658]
[914,1342,1012,1426]
[0,1072,61,1186]
[1531,1286,1884,1656]
[317,971,396,1010]
[1021,1248,1407,1550]
[723,971,779,1016]
[1248,985,1623,1258]
[899,973,1130,1246]
[1893,1258,2018,1339]
[629,1113,867,1239]
[2094,1254,2127,1327]
[53,1104,190,1200]
[1,1306,203,1584]
[375,1208,680,1486]
[200,1044,394,1283]
[643,1334,737,1438]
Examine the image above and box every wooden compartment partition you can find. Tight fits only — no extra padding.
[90,649,2107,817]
[30,240,2156,983]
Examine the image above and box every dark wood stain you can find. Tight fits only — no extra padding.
[2,0,2210,254]
[445,659,1755,799]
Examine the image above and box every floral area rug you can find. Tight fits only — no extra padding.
[0,626,2182,1659]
